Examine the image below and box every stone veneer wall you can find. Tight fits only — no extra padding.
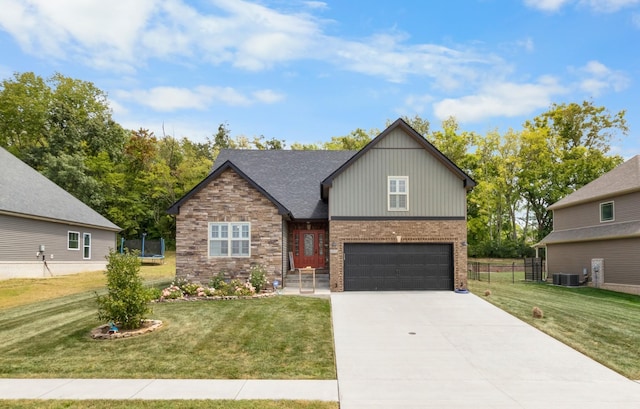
[175,169,283,284]
[329,219,468,292]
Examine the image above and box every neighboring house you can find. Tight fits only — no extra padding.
[538,155,640,295]
[0,147,121,279]
[168,119,476,291]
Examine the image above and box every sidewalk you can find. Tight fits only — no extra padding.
[0,379,339,401]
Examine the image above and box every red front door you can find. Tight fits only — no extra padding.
[293,230,326,269]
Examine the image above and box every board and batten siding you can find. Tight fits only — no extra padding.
[547,238,640,287]
[553,191,640,231]
[0,213,117,278]
[329,128,466,218]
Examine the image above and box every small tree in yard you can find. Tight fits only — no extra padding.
[97,250,152,329]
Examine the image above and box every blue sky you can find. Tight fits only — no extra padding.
[0,0,638,155]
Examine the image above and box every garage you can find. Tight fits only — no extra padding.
[343,243,453,291]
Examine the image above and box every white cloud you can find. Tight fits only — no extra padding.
[0,0,505,87]
[632,12,640,27]
[575,60,630,96]
[524,0,640,12]
[402,94,435,115]
[580,0,640,12]
[114,85,283,112]
[252,89,286,104]
[303,1,328,10]
[523,0,572,11]
[433,76,567,122]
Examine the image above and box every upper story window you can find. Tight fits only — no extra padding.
[209,222,250,257]
[388,176,409,211]
[68,231,80,250]
[600,201,614,222]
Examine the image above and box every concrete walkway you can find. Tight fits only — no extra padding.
[0,379,338,401]
[331,291,640,409]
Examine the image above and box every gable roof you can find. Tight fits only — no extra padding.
[549,155,640,210]
[167,150,357,219]
[321,118,476,199]
[0,147,120,231]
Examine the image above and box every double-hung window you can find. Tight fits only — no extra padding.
[388,176,409,211]
[68,231,80,250]
[600,201,614,222]
[209,222,250,257]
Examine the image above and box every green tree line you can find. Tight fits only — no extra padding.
[0,72,627,256]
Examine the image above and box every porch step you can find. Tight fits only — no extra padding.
[284,271,329,290]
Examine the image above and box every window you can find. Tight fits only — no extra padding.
[600,201,614,222]
[68,231,80,250]
[209,222,250,257]
[388,176,409,211]
[83,233,91,259]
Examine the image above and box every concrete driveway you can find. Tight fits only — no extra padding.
[331,291,640,409]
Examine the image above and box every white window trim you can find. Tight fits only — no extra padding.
[388,176,409,212]
[600,201,615,223]
[68,231,80,250]
[208,222,251,257]
[83,233,91,260]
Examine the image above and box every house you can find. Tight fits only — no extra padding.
[538,155,640,295]
[168,119,476,291]
[0,147,121,279]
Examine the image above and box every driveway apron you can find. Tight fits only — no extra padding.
[331,291,640,409]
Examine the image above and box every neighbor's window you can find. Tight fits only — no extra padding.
[388,176,409,211]
[600,201,614,222]
[83,233,91,259]
[68,231,80,250]
[209,222,250,257]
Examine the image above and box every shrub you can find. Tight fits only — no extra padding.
[209,272,227,288]
[249,265,268,293]
[96,251,152,330]
[162,285,183,299]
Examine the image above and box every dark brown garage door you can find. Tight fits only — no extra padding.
[343,243,453,291]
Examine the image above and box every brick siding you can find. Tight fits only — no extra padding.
[329,219,468,291]
[175,168,283,284]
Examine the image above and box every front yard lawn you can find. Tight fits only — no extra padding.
[0,293,336,379]
[469,273,640,379]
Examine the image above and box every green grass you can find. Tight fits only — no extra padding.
[469,272,640,379]
[0,294,336,379]
[0,400,338,409]
[0,252,176,310]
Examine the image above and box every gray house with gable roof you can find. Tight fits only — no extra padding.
[538,155,640,295]
[168,119,476,292]
[0,147,121,279]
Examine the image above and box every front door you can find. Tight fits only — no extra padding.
[293,230,326,269]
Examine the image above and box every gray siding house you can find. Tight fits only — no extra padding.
[168,119,476,291]
[539,155,640,295]
[0,147,121,279]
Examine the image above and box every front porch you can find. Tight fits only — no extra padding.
[284,221,330,292]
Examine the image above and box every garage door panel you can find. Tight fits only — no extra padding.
[344,243,453,291]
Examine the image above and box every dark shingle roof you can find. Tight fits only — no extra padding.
[549,155,640,210]
[213,150,357,219]
[539,220,640,244]
[0,147,120,231]
[167,149,356,219]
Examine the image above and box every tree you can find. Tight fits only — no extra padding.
[323,128,375,150]
[0,72,127,209]
[522,101,626,239]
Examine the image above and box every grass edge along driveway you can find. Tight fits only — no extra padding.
[469,272,640,380]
